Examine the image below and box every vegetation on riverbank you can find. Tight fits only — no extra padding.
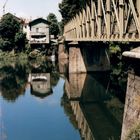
[0,51,27,61]
[126,123,140,140]
[109,43,128,101]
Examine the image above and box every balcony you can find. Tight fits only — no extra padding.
[30,32,46,36]
[30,37,49,44]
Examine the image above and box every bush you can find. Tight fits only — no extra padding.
[0,38,13,51]
[126,123,140,140]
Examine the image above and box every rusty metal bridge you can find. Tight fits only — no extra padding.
[64,0,140,42]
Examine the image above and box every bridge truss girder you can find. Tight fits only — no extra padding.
[64,0,140,42]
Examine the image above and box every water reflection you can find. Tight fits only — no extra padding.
[0,59,59,101]
[0,63,28,102]
[0,59,128,140]
[63,73,124,140]
[29,73,53,98]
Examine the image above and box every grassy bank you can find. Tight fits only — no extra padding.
[0,51,28,61]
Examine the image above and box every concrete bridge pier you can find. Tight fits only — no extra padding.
[68,42,110,73]
[121,47,140,140]
[69,42,86,73]
[58,41,68,60]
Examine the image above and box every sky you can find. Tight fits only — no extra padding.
[0,0,62,21]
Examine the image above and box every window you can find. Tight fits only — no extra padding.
[36,28,39,33]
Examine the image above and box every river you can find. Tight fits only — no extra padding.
[0,58,125,140]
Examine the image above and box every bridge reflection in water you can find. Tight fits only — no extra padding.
[63,73,123,140]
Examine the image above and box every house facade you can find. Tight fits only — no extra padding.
[27,18,50,45]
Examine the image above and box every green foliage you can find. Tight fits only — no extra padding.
[0,38,13,51]
[109,43,133,101]
[109,44,121,54]
[47,13,60,37]
[0,14,20,39]
[58,21,64,35]
[15,31,27,51]
[126,123,140,140]
[28,49,42,59]
[47,13,58,23]
[0,13,27,52]
[59,0,86,24]
[49,22,60,37]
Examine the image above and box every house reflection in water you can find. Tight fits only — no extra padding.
[28,73,52,98]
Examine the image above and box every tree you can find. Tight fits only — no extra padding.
[59,0,86,33]
[47,13,58,23]
[59,0,86,24]
[0,14,20,40]
[0,13,27,52]
[47,13,60,37]
[0,37,13,51]
[15,31,27,51]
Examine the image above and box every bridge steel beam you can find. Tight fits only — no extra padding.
[64,0,140,42]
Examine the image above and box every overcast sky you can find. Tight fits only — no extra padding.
[0,0,62,21]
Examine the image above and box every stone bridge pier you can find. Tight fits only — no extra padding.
[121,47,140,140]
[68,42,110,73]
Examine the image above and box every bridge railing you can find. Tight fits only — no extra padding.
[64,0,140,42]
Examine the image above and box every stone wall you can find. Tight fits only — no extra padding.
[121,71,140,140]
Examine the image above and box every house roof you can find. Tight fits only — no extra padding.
[29,18,50,26]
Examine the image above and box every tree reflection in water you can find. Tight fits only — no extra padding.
[0,59,60,101]
[29,59,60,88]
[0,63,28,102]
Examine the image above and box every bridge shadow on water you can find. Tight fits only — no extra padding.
[63,72,124,140]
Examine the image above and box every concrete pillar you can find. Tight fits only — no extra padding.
[69,42,86,73]
[69,42,110,73]
[58,59,68,74]
[58,43,68,59]
[121,47,140,140]
[121,72,140,140]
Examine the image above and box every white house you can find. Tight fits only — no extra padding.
[25,18,50,45]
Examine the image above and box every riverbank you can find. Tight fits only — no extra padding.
[0,51,50,61]
[0,51,28,61]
